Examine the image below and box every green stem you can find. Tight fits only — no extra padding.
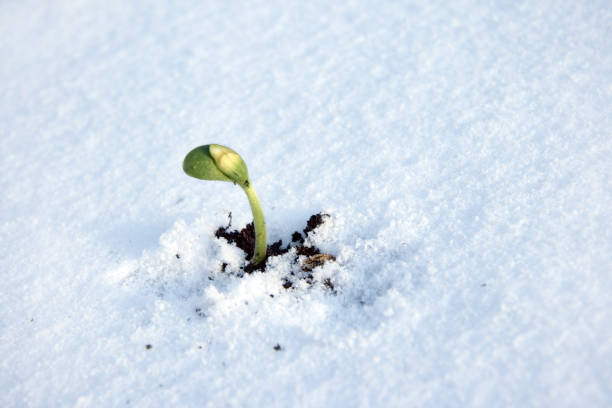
[243,184,267,265]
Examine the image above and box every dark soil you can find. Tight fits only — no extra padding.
[303,213,327,236]
[214,213,337,290]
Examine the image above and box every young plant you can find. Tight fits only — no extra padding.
[182,144,267,265]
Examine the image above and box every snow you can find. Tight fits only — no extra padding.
[1,0,611,406]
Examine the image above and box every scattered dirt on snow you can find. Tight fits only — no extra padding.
[214,213,336,289]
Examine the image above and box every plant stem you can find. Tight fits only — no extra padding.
[242,184,267,265]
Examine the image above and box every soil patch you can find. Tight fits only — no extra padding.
[215,213,336,289]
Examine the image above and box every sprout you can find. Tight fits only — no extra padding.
[183,144,267,265]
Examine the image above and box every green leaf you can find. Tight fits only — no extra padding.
[183,145,234,183]
[183,144,251,188]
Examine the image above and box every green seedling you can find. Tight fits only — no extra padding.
[183,144,267,265]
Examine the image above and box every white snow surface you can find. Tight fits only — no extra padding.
[1,0,611,406]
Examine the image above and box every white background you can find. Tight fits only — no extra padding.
[1,1,611,406]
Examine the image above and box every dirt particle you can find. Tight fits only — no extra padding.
[268,239,284,256]
[145,344,152,350]
[323,278,336,293]
[175,253,180,259]
[216,222,257,260]
[273,344,282,351]
[302,253,336,272]
[303,213,329,236]
[291,231,304,243]
[295,245,321,257]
